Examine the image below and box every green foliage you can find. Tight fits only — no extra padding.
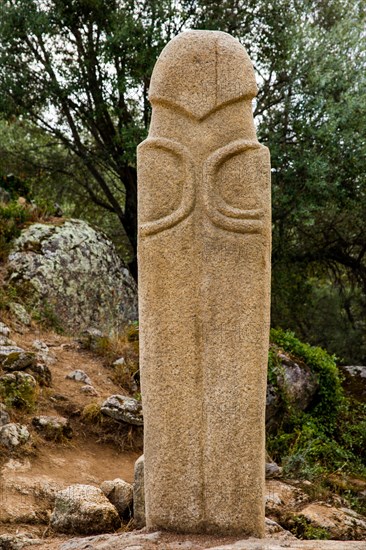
[82,402,103,425]
[284,515,331,540]
[1,173,30,200]
[0,200,32,261]
[0,374,37,411]
[267,330,366,481]
[0,284,18,311]
[0,0,365,352]
[270,329,343,427]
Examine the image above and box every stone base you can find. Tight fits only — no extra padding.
[58,530,366,550]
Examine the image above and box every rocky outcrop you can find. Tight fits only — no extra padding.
[295,503,366,541]
[50,484,121,534]
[7,219,137,333]
[2,351,37,371]
[101,395,143,426]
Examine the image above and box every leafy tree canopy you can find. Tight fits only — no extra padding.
[0,0,365,360]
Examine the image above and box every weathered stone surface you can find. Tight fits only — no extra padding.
[100,478,133,517]
[79,328,106,351]
[133,454,145,529]
[1,350,50,386]
[32,339,56,364]
[8,302,32,325]
[266,350,319,431]
[0,371,37,408]
[7,219,137,333]
[2,351,37,371]
[32,415,72,441]
[66,369,92,385]
[50,484,121,534]
[265,480,309,517]
[339,365,366,402]
[0,403,10,426]
[138,31,271,536]
[0,335,15,346]
[264,518,296,541]
[0,322,11,337]
[265,461,283,479]
[59,531,366,550]
[296,503,366,540]
[277,353,318,409]
[101,395,143,425]
[0,533,42,549]
[0,423,30,448]
[0,345,25,360]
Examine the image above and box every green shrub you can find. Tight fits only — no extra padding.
[267,329,366,481]
[270,328,343,429]
[0,201,32,261]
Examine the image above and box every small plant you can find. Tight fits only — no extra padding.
[0,196,57,263]
[0,284,18,311]
[284,514,331,540]
[81,402,143,451]
[126,322,139,342]
[81,402,103,424]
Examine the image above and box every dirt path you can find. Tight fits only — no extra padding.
[0,320,141,541]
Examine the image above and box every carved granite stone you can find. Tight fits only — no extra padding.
[137,30,271,536]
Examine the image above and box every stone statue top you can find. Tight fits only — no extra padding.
[149,30,258,120]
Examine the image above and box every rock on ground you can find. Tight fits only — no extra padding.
[266,351,319,431]
[7,219,138,333]
[0,533,42,549]
[0,346,25,360]
[296,502,366,540]
[100,478,133,517]
[32,415,72,441]
[50,484,121,535]
[0,423,30,448]
[2,351,37,371]
[265,480,309,517]
[66,370,92,385]
[0,322,11,337]
[101,395,143,425]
